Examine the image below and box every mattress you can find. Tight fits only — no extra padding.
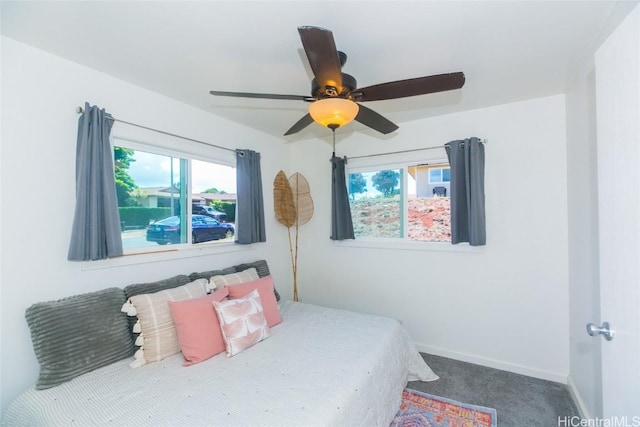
[2,301,438,426]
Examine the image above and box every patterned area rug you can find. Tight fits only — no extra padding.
[391,388,497,427]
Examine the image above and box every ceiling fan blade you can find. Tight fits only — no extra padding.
[284,113,314,136]
[298,26,343,95]
[351,72,465,102]
[210,90,312,101]
[354,104,399,135]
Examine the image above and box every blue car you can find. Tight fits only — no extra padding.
[146,215,234,245]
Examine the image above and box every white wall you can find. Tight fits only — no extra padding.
[565,60,602,418]
[0,37,292,412]
[291,95,571,382]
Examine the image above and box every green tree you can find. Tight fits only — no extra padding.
[202,187,227,194]
[211,200,236,222]
[349,173,367,200]
[130,188,148,206]
[371,170,400,197]
[114,147,138,206]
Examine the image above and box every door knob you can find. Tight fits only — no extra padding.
[586,321,614,341]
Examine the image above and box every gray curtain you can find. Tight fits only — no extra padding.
[235,149,266,244]
[68,103,123,260]
[445,137,486,246]
[330,155,355,240]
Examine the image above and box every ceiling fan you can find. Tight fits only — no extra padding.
[210,26,465,136]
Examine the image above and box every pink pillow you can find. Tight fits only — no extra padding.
[168,287,229,366]
[212,289,271,357]
[226,275,282,327]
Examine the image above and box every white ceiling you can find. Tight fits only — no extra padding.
[2,1,637,141]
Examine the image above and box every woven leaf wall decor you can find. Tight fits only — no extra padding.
[273,170,296,227]
[272,170,313,302]
[288,172,314,226]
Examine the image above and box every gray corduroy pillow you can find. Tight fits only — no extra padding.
[234,260,280,301]
[188,266,237,282]
[123,274,192,299]
[25,287,135,390]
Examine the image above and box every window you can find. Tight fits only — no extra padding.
[428,166,450,184]
[114,145,237,253]
[348,161,451,242]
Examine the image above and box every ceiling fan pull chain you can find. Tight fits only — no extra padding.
[332,128,336,157]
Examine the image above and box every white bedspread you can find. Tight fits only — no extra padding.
[2,301,437,427]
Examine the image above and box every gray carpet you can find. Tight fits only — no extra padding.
[407,353,579,427]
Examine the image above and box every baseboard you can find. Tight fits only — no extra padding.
[566,375,591,419]
[415,343,569,384]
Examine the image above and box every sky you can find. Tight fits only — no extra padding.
[127,150,236,193]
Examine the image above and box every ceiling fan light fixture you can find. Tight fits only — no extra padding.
[308,98,359,129]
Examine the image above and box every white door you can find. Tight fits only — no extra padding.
[594,4,640,417]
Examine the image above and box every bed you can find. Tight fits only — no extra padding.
[2,261,437,426]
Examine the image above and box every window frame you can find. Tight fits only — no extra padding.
[341,151,481,253]
[82,135,244,267]
[429,167,448,184]
[428,166,451,184]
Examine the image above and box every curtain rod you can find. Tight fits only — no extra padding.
[347,138,487,161]
[75,106,236,154]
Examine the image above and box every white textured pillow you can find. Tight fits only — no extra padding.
[210,268,259,290]
[122,278,208,367]
[212,289,271,357]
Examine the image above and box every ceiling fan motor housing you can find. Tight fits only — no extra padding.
[311,73,357,99]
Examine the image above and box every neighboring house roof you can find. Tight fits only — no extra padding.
[136,187,180,199]
[139,188,237,202]
[408,163,448,180]
[195,193,237,203]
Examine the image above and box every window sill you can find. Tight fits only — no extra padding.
[332,239,485,253]
[80,242,254,271]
